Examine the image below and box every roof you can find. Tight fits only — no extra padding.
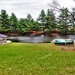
[0,34,7,37]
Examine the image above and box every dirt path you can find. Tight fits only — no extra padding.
[61,45,75,51]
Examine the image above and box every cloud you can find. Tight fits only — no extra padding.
[58,0,75,8]
[0,0,51,19]
[0,0,74,20]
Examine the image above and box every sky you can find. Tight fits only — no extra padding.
[0,0,75,20]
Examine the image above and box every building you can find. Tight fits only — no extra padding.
[0,34,7,44]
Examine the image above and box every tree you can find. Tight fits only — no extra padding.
[57,8,70,34]
[27,14,32,22]
[18,18,30,33]
[26,14,35,30]
[9,13,18,33]
[0,10,9,33]
[46,9,56,32]
[69,8,75,34]
[37,9,46,31]
[49,0,75,21]
[49,0,75,34]
[30,21,41,31]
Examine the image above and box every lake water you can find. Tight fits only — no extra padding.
[7,35,75,43]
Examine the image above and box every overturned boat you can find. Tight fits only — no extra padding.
[54,39,74,45]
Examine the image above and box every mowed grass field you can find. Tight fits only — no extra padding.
[0,43,75,75]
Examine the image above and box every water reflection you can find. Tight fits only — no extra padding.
[7,35,75,43]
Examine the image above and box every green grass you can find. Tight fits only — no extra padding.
[0,43,75,75]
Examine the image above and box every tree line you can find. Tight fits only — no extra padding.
[0,7,75,35]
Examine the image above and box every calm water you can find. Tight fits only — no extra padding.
[7,35,75,43]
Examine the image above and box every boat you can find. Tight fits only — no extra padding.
[54,39,74,45]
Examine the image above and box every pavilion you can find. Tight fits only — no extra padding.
[0,34,7,44]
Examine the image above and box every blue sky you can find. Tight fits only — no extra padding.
[0,0,75,19]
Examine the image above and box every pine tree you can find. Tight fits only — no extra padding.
[0,10,9,32]
[46,9,56,32]
[9,13,18,33]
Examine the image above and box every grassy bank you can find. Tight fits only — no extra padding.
[0,43,75,75]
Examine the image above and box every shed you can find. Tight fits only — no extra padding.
[0,34,7,44]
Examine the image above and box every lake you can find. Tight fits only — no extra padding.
[7,35,75,43]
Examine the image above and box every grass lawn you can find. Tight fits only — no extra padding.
[0,43,75,75]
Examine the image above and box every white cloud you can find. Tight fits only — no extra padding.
[0,0,74,20]
[58,0,75,9]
